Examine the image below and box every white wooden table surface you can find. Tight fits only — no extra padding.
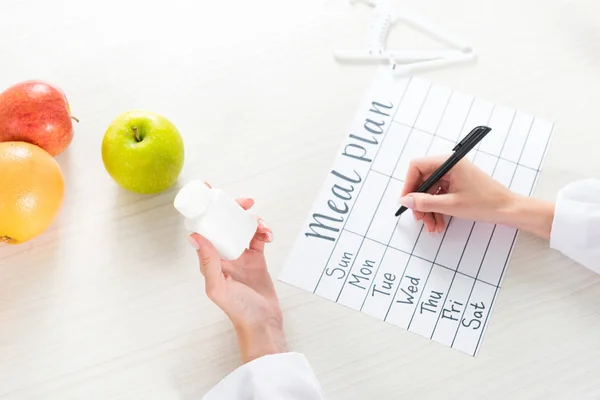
[2,0,600,399]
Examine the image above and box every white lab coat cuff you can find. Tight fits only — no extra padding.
[550,179,600,272]
[203,352,325,400]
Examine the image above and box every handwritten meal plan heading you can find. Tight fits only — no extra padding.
[279,71,554,356]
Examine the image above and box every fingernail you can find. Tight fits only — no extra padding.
[400,196,414,209]
[258,219,269,228]
[188,235,201,250]
[266,232,274,242]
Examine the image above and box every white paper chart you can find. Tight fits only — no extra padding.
[279,71,555,356]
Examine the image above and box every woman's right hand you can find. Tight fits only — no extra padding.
[399,155,555,239]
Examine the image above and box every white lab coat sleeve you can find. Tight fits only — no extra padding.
[203,352,325,400]
[550,179,600,272]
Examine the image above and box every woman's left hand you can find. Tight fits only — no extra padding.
[187,194,287,364]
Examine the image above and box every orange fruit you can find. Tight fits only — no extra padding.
[0,142,65,244]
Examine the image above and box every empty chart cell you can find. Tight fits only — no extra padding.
[436,218,475,270]
[456,221,495,278]
[501,112,534,163]
[437,92,474,142]
[390,212,424,253]
[385,257,433,328]
[432,273,475,346]
[459,99,494,145]
[452,281,496,356]
[337,239,387,309]
[473,151,498,176]
[392,130,433,181]
[345,172,389,236]
[428,136,455,156]
[477,225,517,286]
[478,105,515,156]
[493,159,517,187]
[371,124,410,176]
[409,264,454,338]
[510,166,537,197]
[414,85,452,134]
[367,178,405,244]
[412,217,450,262]
[362,249,410,319]
[394,78,431,127]
[315,230,363,301]
[520,118,553,170]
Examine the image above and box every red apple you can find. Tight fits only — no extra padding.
[0,80,75,156]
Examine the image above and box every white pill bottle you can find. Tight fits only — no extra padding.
[173,180,257,260]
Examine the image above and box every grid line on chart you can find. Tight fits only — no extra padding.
[405,95,477,332]
[334,82,430,303]
[475,115,534,280]
[392,120,543,173]
[359,83,435,311]
[281,72,556,357]
[472,162,541,354]
[536,123,555,171]
[338,124,412,304]
[311,77,413,294]
[472,159,542,355]
[483,115,529,288]
[449,114,535,350]
[343,228,498,287]
[342,228,500,288]
[382,89,456,321]
[428,106,502,341]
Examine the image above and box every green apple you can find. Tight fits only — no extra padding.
[101,110,184,194]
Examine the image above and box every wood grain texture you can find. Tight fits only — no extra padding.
[1,0,600,399]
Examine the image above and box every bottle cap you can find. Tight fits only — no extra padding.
[173,180,213,220]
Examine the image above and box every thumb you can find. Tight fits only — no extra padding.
[400,193,457,214]
[189,234,224,293]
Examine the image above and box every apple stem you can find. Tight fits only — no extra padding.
[132,126,141,142]
[71,116,80,123]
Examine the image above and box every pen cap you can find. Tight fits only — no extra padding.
[453,126,491,151]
